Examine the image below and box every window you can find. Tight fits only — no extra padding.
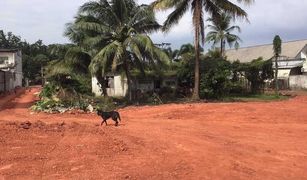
[165,81,176,86]
[154,80,161,89]
[105,76,114,88]
[0,57,8,64]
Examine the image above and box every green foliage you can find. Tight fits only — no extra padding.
[39,83,57,98]
[243,58,273,94]
[273,35,282,56]
[65,0,169,100]
[31,99,59,112]
[224,94,289,102]
[199,58,232,99]
[152,0,253,99]
[92,96,116,111]
[177,54,232,99]
[206,12,241,53]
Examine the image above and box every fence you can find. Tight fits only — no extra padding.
[289,75,307,89]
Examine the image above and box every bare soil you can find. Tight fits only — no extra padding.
[0,87,307,179]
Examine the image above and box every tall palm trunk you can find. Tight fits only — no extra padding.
[192,0,201,100]
[220,38,224,57]
[274,55,279,95]
[123,57,132,101]
[96,75,108,96]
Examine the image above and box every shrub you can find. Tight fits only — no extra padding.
[93,96,116,111]
[177,54,232,99]
[39,83,57,98]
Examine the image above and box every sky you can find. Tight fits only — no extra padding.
[1,0,307,50]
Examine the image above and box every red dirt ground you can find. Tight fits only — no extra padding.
[0,87,307,179]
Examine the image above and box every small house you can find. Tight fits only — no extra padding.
[92,72,177,97]
[0,49,23,93]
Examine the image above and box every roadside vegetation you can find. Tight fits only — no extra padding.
[1,0,289,113]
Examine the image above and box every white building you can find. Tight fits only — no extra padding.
[0,49,23,93]
[226,39,307,89]
[92,74,177,97]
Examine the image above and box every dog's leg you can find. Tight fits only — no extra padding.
[115,120,118,126]
[105,120,108,126]
[101,120,104,126]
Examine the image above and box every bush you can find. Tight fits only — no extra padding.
[31,98,60,112]
[39,83,57,98]
[177,54,232,99]
[93,96,116,111]
[228,82,246,94]
[158,86,176,100]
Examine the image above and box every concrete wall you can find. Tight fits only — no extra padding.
[92,75,178,97]
[92,76,128,97]
[14,51,23,88]
[92,77,102,96]
[0,71,4,92]
[0,52,14,69]
[0,51,22,92]
[108,75,128,97]
[289,75,307,89]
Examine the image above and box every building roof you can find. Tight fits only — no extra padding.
[225,39,307,62]
[0,48,20,53]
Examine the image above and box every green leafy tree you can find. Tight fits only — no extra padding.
[206,13,241,56]
[67,0,169,100]
[45,44,92,95]
[273,35,282,94]
[177,52,232,99]
[234,58,273,94]
[152,0,253,100]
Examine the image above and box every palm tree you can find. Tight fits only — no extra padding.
[206,13,242,56]
[152,0,253,100]
[273,35,282,95]
[67,0,169,100]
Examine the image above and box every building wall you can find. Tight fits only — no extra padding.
[0,52,14,68]
[92,76,128,97]
[92,77,103,96]
[13,51,23,88]
[92,75,178,97]
[110,75,128,97]
[0,71,4,92]
[289,75,307,89]
[0,51,22,92]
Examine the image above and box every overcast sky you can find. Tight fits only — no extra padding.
[1,0,307,50]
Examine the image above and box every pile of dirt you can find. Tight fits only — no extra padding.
[3,120,76,132]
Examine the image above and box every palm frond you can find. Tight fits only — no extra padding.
[162,0,190,32]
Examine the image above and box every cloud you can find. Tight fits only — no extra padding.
[1,0,307,50]
[0,0,88,43]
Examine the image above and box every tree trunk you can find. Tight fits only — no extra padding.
[41,65,45,86]
[220,38,223,57]
[101,78,108,97]
[123,58,132,102]
[274,55,279,95]
[192,0,201,100]
[96,75,108,97]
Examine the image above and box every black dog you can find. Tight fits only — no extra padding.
[97,110,121,126]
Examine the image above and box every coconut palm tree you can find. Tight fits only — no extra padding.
[206,13,241,56]
[273,35,282,95]
[152,0,253,100]
[66,0,169,100]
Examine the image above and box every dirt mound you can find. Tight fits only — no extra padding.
[4,120,67,131]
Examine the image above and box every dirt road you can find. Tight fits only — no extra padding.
[0,87,307,179]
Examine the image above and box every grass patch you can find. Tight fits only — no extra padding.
[223,94,290,102]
